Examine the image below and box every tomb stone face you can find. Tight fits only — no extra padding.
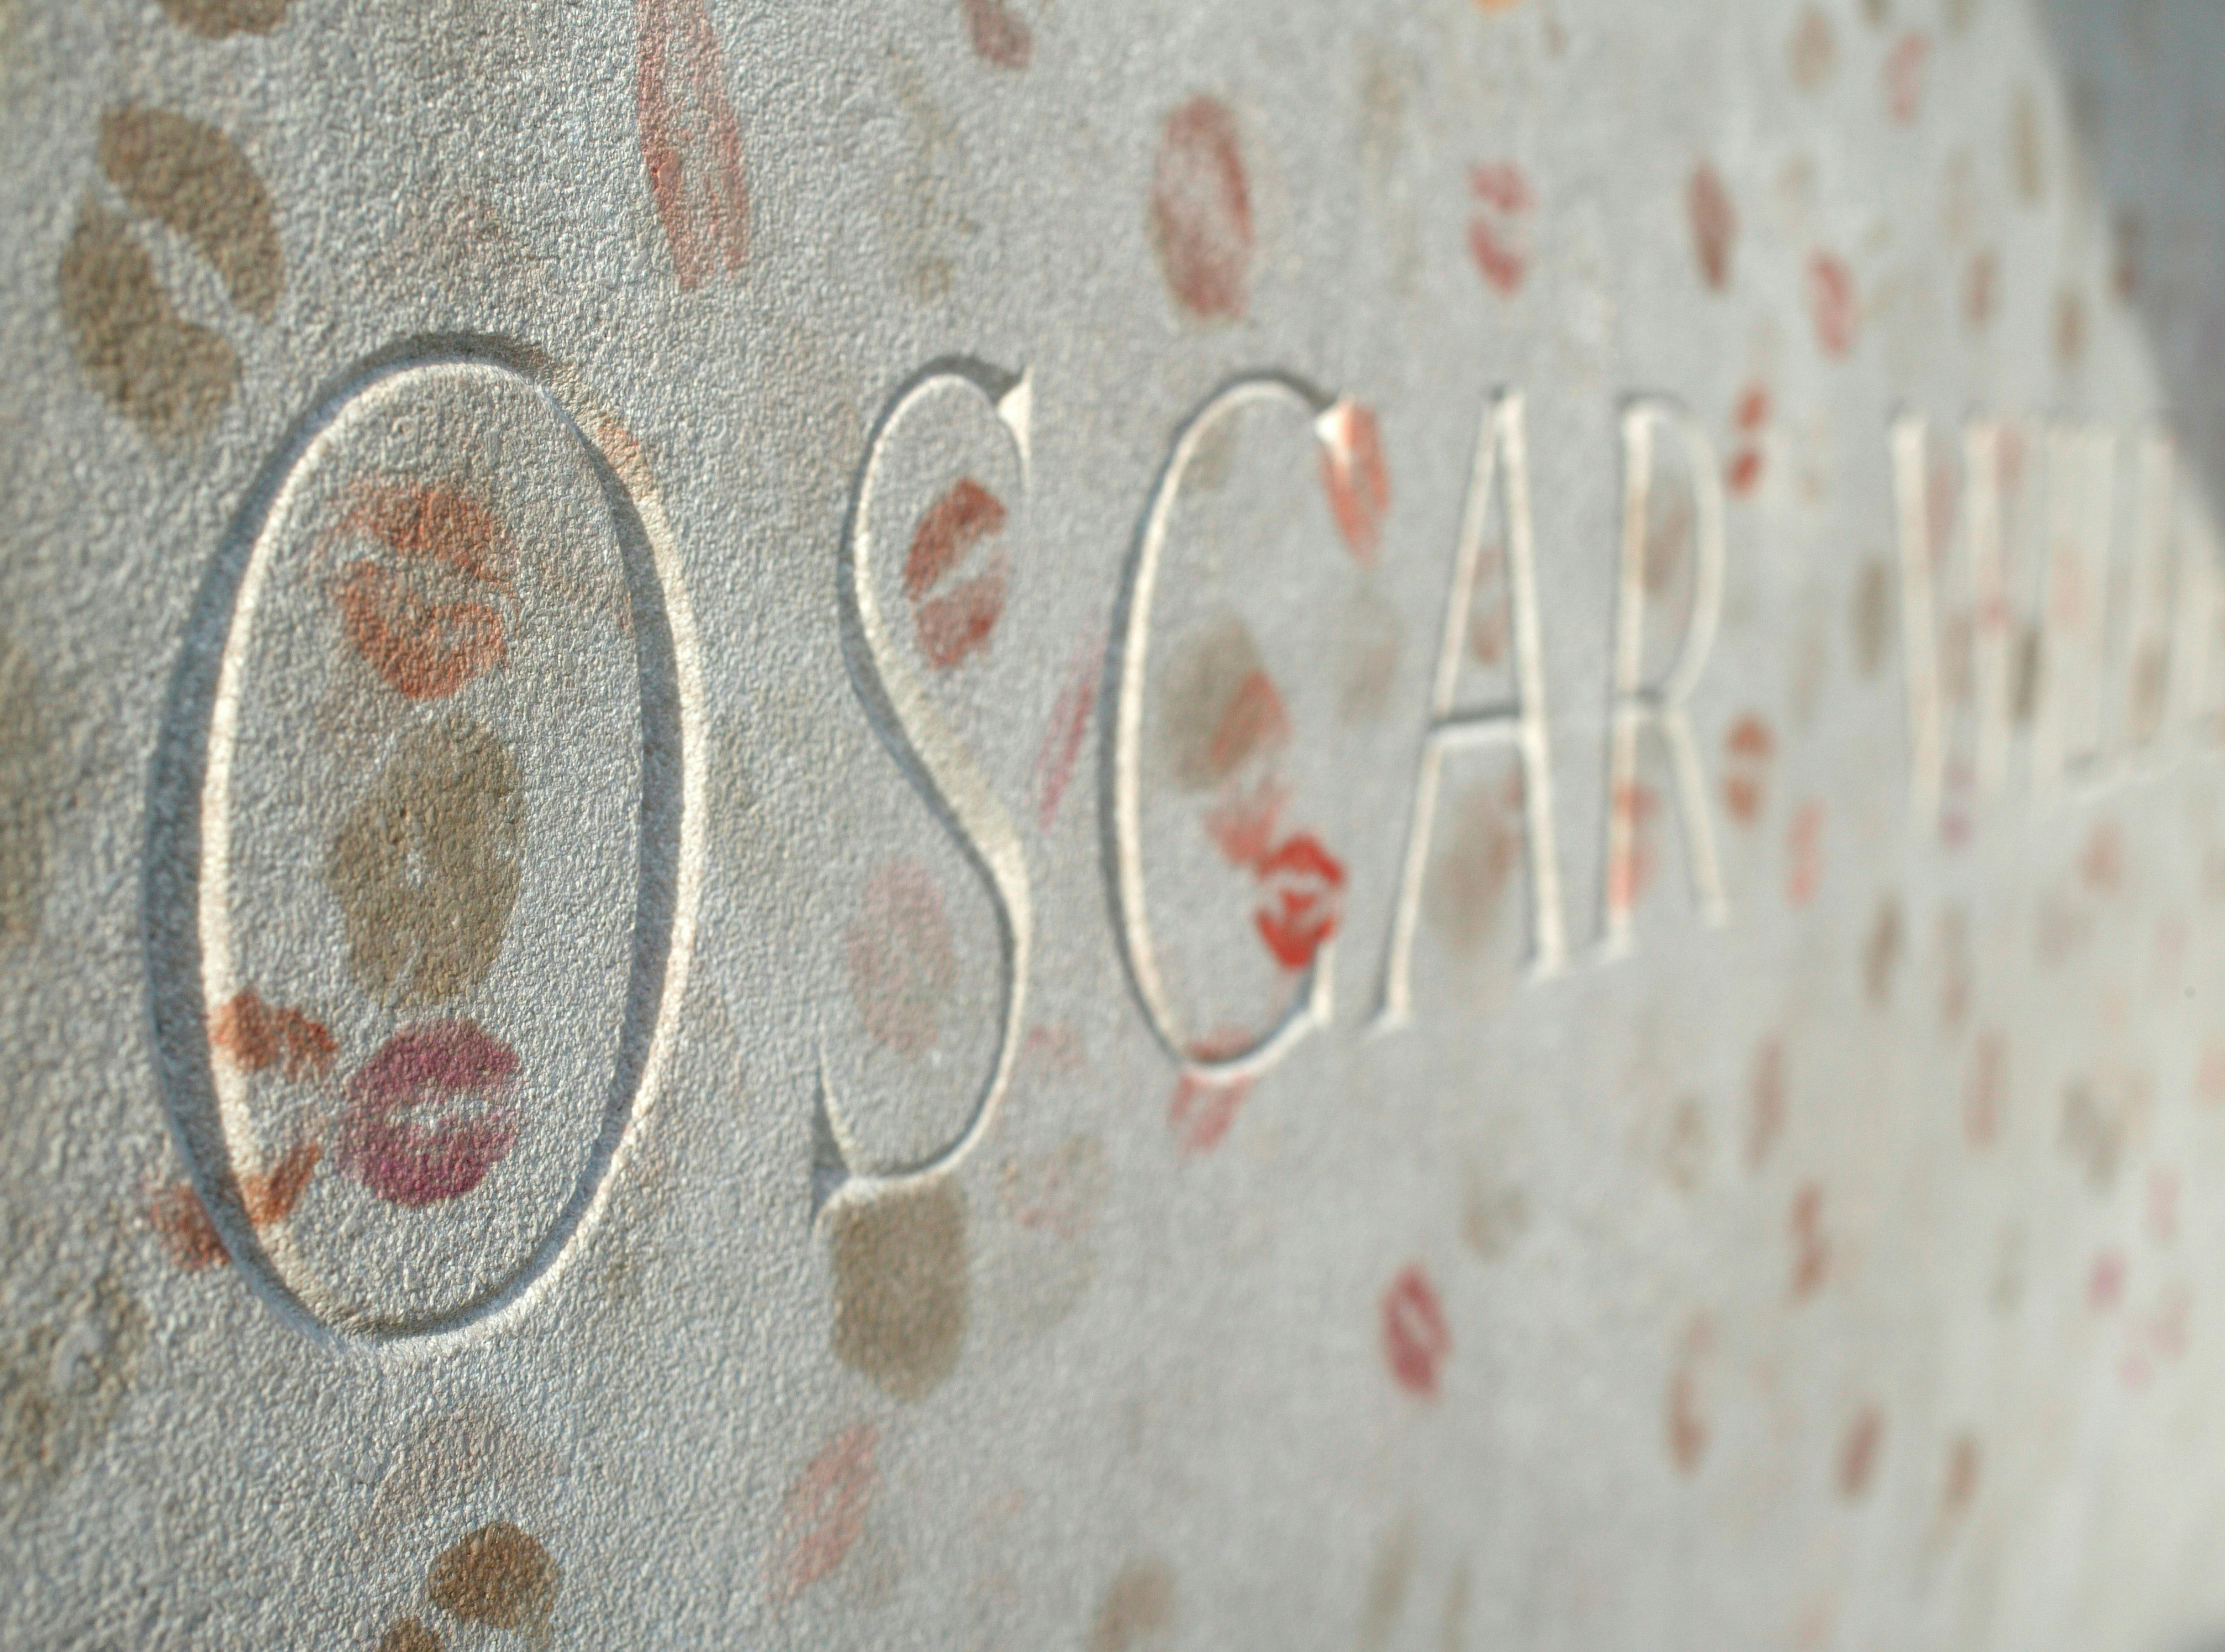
[4,2,2224,1647]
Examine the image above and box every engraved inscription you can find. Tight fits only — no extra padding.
[143,340,702,1347]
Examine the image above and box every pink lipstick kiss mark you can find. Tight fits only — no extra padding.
[1252,831,1345,971]
[1149,95,1252,321]
[335,1019,521,1208]
[1382,1263,1449,1397]
[906,476,1010,671]
[1806,251,1857,358]
[959,0,1032,69]
[772,1423,879,1606]
[1466,162,1533,297]
[1318,400,1390,564]
[636,0,749,292]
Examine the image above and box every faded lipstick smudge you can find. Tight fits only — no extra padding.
[636,0,750,291]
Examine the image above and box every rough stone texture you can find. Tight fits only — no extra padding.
[4,1,2225,1646]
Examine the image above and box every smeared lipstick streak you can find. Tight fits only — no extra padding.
[335,1019,521,1207]
[1253,832,1344,970]
[1382,1263,1450,1397]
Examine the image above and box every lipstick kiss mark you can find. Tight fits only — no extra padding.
[326,717,523,1009]
[772,1424,879,1604]
[334,481,515,702]
[1806,251,1857,358]
[1466,162,1533,297]
[959,0,1032,69]
[155,0,288,35]
[1721,713,1773,824]
[1688,161,1736,292]
[1318,399,1390,564]
[1381,1263,1449,1397]
[1167,1029,1256,1156]
[1725,381,1769,496]
[1883,30,1929,125]
[1150,96,1252,321]
[1033,637,1100,831]
[845,859,958,1058]
[906,476,1009,671]
[148,1135,322,1271]
[636,0,749,292]
[210,988,336,1081]
[1203,773,1289,871]
[334,1019,521,1208]
[98,106,284,321]
[1252,831,1344,971]
[57,198,238,439]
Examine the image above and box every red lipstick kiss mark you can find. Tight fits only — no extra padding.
[1806,251,1857,358]
[1666,1367,1708,1475]
[148,1136,322,1271]
[335,481,515,701]
[1883,31,1930,125]
[241,1137,322,1225]
[1964,1032,2004,1148]
[334,1019,521,1208]
[1150,96,1252,321]
[210,989,336,1081]
[1721,714,1773,825]
[1318,400,1390,564]
[1838,1404,1884,1499]
[1033,638,1099,831]
[1606,782,1660,910]
[772,1423,879,1605]
[149,1181,230,1271]
[1790,1181,1829,1300]
[1466,162,1532,296]
[1382,1263,1450,1397]
[959,0,1032,69]
[1253,831,1344,971]
[1688,161,1736,292]
[906,476,1010,671]
[1747,1037,1786,1169]
[636,0,749,292]
[1725,381,1769,496]
[1785,800,1825,907]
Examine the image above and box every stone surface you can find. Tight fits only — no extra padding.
[4,1,2225,1646]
